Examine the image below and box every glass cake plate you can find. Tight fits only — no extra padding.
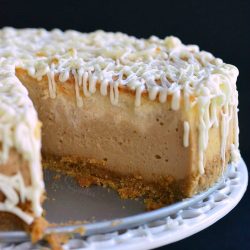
[0,158,248,250]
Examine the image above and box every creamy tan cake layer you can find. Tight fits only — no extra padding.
[18,69,191,180]
[0,148,31,186]
[17,69,234,191]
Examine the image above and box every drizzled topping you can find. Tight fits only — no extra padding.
[183,121,190,148]
[0,28,238,105]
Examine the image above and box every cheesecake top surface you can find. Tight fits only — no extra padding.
[0,27,238,105]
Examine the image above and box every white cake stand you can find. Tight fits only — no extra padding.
[0,158,248,250]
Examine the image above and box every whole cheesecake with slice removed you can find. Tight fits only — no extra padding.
[0,28,240,235]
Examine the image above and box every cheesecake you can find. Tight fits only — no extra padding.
[0,28,240,232]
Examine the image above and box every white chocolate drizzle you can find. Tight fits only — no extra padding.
[183,121,190,148]
[0,28,240,224]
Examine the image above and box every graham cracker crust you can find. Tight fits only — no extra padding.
[0,212,27,231]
